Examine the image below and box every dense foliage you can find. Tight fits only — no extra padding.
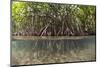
[12,1,96,36]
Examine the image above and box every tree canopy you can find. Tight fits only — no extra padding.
[12,1,96,36]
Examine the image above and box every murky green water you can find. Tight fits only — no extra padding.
[11,36,96,66]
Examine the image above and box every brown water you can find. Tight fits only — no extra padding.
[11,36,96,66]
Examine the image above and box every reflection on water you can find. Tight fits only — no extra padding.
[12,36,96,66]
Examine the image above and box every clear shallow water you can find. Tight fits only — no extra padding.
[11,36,96,66]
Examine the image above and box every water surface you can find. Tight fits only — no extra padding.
[11,36,96,65]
